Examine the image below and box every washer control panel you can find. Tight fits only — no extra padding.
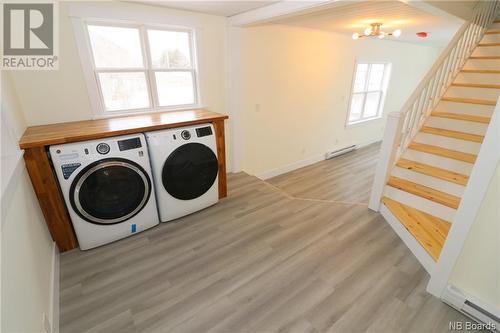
[96,143,110,155]
[118,137,142,151]
[181,130,191,140]
[196,126,213,138]
[61,163,81,179]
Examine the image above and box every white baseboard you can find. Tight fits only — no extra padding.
[356,138,382,150]
[254,139,382,180]
[49,242,60,333]
[255,153,325,180]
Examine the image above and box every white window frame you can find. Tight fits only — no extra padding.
[73,18,201,118]
[346,61,391,126]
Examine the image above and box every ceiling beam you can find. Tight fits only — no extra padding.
[399,0,470,23]
[228,0,349,26]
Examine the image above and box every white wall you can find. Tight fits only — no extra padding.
[237,25,441,177]
[1,72,56,333]
[450,162,500,313]
[8,1,232,170]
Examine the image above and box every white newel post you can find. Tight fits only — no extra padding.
[368,111,405,211]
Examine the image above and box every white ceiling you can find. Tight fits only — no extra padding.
[271,1,463,47]
[133,1,279,17]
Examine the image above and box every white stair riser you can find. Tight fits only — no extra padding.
[481,33,500,43]
[455,72,500,85]
[392,167,465,197]
[489,22,500,30]
[436,100,494,117]
[445,85,500,100]
[471,46,500,57]
[464,58,500,70]
[403,149,474,175]
[383,186,456,222]
[414,132,482,155]
[425,116,489,136]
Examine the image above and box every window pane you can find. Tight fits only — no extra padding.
[98,72,149,111]
[353,63,368,92]
[148,30,192,69]
[155,71,195,106]
[363,92,381,118]
[349,93,365,122]
[87,25,143,68]
[368,64,385,91]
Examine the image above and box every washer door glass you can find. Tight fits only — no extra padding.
[162,143,218,200]
[70,159,151,225]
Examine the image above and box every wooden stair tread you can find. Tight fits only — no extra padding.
[468,56,500,59]
[431,111,491,124]
[485,30,500,35]
[382,197,451,261]
[408,142,477,164]
[441,96,497,106]
[451,82,500,89]
[387,176,461,209]
[478,43,500,47]
[461,69,500,74]
[421,126,484,143]
[396,158,469,186]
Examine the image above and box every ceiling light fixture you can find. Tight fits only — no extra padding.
[352,23,402,40]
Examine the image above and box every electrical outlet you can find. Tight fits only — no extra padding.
[43,313,51,333]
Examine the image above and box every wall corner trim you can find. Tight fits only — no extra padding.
[49,242,60,333]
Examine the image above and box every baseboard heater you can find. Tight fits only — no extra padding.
[325,145,357,160]
[442,285,500,332]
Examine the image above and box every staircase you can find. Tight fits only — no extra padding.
[382,21,499,262]
[369,1,500,281]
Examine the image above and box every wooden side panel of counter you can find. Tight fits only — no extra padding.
[213,119,227,199]
[23,147,78,251]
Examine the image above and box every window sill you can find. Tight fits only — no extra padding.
[346,116,383,128]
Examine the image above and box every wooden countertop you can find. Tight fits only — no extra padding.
[19,109,228,149]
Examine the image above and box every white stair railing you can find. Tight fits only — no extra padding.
[368,0,499,211]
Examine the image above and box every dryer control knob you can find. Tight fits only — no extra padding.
[96,143,110,155]
[181,130,191,140]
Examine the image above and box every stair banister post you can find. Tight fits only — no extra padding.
[368,111,405,211]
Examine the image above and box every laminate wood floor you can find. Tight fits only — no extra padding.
[60,146,475,333]
[267,143,381,204]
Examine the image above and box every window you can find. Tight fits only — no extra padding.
[347,62,391,125]
[84,23,198,114]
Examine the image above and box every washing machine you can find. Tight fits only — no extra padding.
[50,134,159,250]
[146,124,219,222]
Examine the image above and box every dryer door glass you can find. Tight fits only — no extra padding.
[71,159,151,225]
[162,143,218,200]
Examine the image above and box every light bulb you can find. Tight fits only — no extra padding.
[393,29,402,37]
[364,27,372,36]
[352,32,360,40]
